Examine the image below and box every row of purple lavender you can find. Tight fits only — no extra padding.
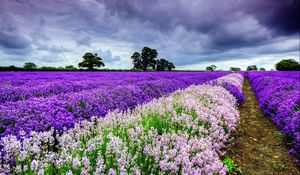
[0,72,233,138]
[249,71,300,165]
[0,73,244,174]
[0,72,226,103]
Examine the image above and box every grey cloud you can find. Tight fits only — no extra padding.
[33,52,68,63]
[98,0,299,34]
[0,16,33,55]
[94,49,121,63]
[36,44,72,52]
[75,33,92,46]
[242,0,300,34]
[0,0,298,69]
[97,0,298,53]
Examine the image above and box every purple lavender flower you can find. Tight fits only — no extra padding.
[249,71,300,164]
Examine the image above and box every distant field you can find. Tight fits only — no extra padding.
[0,71,299,174]
[0,72,230,137]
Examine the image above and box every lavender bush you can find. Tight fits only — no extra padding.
[209,73,245,105]
[0,72,226,104]
[220,82,245,105]
[0,74,243,174]
[0,72,230,137]
[249,71,300,165]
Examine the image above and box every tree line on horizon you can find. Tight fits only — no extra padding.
[0,46,299,71]
[131,47,175,71]
[205,59,300,71]
[77,47,176,71]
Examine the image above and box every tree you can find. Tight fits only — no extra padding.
[156,59,175,71]
[40,66,57,70]
[166,62,175,71]
[210,65,217,71]
[131,47,158,71]
[275,59,300,71]
[141,47,157,71]
[247,65,258,71]
[78,52,105,70]
[230,67,241,71]
[206,66,213,71]
[23,62,37,69]
[156,59,167,71]
[65,65,76,69]
[131,52,142,70]
[259,67,266,71]
[206,65,217,71]
[131,47,175,71]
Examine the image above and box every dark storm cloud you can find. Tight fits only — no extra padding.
[97,0,237,33]
[98,0,299,50]
[99,0,300,34]
[243,0,300,34]
[0,0,299,68]
[0,16,33,55]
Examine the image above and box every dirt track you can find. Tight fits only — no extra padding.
[228,79,300,175]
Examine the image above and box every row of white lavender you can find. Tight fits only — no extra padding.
[0,74,244,175]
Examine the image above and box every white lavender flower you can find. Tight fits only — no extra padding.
[73,157,81,170]
[30,159,39,172]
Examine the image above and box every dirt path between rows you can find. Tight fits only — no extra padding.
[228,79,300,175]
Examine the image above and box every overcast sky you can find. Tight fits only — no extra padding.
[0,0,299,70]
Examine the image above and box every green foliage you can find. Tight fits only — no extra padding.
[275,59,300,71]
[223,157,242,174]
[156,58,175,71]
[79,101,86,110]
[131,47,157,71]
[259,67,266,71]
[23,62,37,69]
[141,47,158,71]
[8,65,17,69]
[273,131,284,138]
[142,113,172,134]
[206,66,213,71]
[294,104,300,112]
[273,131,286,145]
[131,47,175,71]
[0,66,22,71]
[206,65,217,71]
[78,52,105,70]
[211,65,217,71]
[40,66,57,70]
[230,67,241,72]
[65,65,77,70]
[130,68,144,71]
[269,161,286,170]
[246,65,258,71]
[131,52,143,70]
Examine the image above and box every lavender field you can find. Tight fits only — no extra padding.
[1,0,300,173]
[0,72,248,174]
[249,71,300,166]
[0,72,234,137]
[1,71,300,174]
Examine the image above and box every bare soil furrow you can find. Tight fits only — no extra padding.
[228,79,299,175]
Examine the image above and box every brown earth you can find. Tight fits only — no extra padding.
[228,79,300,175]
